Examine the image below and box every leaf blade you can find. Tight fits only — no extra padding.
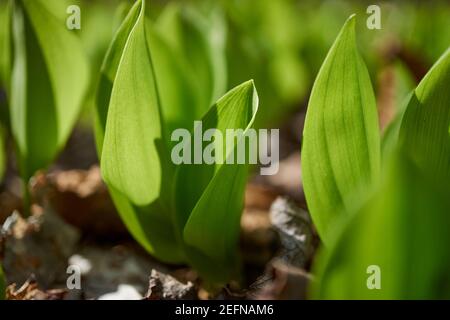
[176,80,259,282]
[301,15,380,244]
[95,0,142,154]
[95,0,183,263]
[100,0,163,206]
[10,0,89,179]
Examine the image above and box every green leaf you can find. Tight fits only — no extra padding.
[100,0,164,207]
[10,0,89,180]
[96,1,258,278]
[399,48,450,183]
[175,80,258,282]
[95,1,142,155]
[106,184,184,264]
[95,0,183,264]
[312,151,450,299]
[301,15,380,245]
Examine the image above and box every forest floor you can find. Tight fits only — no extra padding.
[0,109,318,300]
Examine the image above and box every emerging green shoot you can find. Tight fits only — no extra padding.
[301,15,380,245]
[96,0,258,283]
[308,17,450,298]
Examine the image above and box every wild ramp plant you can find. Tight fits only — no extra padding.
[302,14,450,298]
[0,0,89,212]
[0,0,88,298]
[301,14,381,246]
[95,0,258,284]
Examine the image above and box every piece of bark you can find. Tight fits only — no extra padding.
[270,197,315,268]
[145,269,196,300]
[251,259,312,300]
[245,199,315,300]
[1,207,80,289]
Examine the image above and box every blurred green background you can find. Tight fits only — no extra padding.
[72,0,450,128]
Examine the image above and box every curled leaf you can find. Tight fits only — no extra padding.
[175,80,259,282]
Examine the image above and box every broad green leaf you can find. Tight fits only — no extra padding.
[100,0,163,206]
[399,48,450,183]
[301,15,380,245]
[107,184,183,264]
[175,80,259,282]
[95,0,142,155]
[96,0,182,263]
[405,4,450,64]
[0,266,4,300]
[313,151,450,299]
[10,0,89,180]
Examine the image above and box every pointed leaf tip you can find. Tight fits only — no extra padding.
[301,14,380,244]
[100,0,163,206]
[399,47,450,183]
